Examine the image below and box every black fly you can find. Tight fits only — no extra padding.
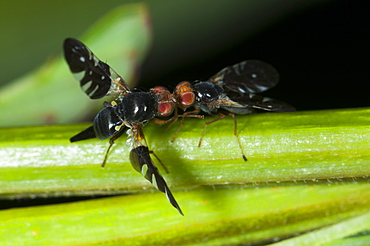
[63,38,183,215]
[170,60,295,160]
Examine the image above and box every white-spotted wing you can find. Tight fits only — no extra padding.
[228,93,295,112]
[63,38,131,99]
[209,60,295,112]
[129,127,183,215]
[209,60,280,95]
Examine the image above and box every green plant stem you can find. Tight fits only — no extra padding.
[1,108,369,197]
[1,184,370,245]
[1,108,370,245]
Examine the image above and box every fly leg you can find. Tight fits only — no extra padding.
[199,112,247,161]
[151,109,202,141]
[149,150,169,173]
[101,130,125,167]
[170,109,203,142]
[198,112,226,148]
[230,113,247,161]
[151,108,180,125]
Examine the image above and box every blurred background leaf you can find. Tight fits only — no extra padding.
[1,184,370,245]
[0,3,151,126]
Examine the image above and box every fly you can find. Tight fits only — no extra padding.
[63,38,183,215]
[169,60,296,160]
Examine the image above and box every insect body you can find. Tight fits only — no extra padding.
[63,38,183,215]
[169,60,296,160]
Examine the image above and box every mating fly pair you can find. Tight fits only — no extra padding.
[63,38,294,215]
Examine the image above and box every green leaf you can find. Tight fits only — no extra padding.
[0,3,151,127]
[1,108,370,245]
[1,184,370,245]
[2,108,369,196]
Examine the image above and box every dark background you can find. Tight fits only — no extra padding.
[140,0,369,111]
[1,0,369,119]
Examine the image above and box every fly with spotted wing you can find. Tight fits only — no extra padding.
[63,38,183,215]
[171,60,295,160]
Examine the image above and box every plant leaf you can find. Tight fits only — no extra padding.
[0,3,151,127]
[1,108,370,244]
[1,108,369,196]
[1,184,370,245]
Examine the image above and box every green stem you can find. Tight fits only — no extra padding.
[1,108,370,245]
[1,108,370,196]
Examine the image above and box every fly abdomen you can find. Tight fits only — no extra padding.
[93,106,122,140]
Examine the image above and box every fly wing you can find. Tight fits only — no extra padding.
[129,126,183,215]
[209,60,279,95]
[63,38,131,99]
[229,93,295,112]
[130,146,183,215]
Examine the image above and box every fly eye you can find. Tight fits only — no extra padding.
[173,81,194,109]
[157,102,175,117]
[180,92,195,106]
[151,86,175,117]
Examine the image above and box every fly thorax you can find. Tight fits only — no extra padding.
[193,82,223,103]
[118,92,155,123]
[193,82,223,113]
